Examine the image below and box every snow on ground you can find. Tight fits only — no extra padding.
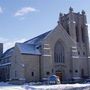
[25,84,90,90]
[0,82,90,90]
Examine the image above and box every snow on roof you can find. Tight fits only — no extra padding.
[25,31,51,45]
[2,47,14,58]
[3,31,51,57]
[16,43,41,55]
[15,31,51,55]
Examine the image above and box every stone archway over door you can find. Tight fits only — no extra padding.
[56,71,62,81]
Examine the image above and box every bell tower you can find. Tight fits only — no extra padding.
[58,7,90,77]
[58,7,89,46]
[58,7,76,41]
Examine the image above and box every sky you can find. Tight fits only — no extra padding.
[0,0,90,52]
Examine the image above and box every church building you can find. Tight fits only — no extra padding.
[0,7,90,83]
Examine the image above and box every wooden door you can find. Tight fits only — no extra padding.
[56,71,62,81]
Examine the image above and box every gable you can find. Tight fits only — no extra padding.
[42,24,76,48]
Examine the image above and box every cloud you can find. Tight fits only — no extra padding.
[14,7,37,16]
[0,37,27,52]
[0,7,3,14]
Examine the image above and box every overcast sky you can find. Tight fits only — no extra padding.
[0,0,90,51]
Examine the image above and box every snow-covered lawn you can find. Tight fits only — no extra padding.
[0,82,90,90]
[24,84,90,90]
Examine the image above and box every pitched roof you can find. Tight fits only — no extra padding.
[17,30,51,55]
[2,47,14,58]
[3,30,51,56]
[24,30,51,45]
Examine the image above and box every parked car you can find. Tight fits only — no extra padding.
[42,78,48,84]
[71,77,83,83]
[48,75,61,85]
[84,79,90,84]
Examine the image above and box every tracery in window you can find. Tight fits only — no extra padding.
[54,41,65,63]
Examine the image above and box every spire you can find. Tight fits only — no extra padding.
[69,7,73,13]
[60,13,63,17]
[82,10,85,15]
[58,12,63,24]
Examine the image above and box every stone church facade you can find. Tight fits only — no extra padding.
[0,7,90,83]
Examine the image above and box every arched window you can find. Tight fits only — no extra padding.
[54,41,65,63]
[66,26,70,35]
[81,27,85,43]
[76,26,79,42]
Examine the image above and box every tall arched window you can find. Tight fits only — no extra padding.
[81,27,85,43]
[54,41,65,63]
[66,26,70,35]
[76,26,79,42]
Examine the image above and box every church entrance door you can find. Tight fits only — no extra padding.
[56,71,62,81]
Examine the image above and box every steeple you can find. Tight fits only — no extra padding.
[69,7,73,13]
[82,10,85,15]
[60,13,63,17]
